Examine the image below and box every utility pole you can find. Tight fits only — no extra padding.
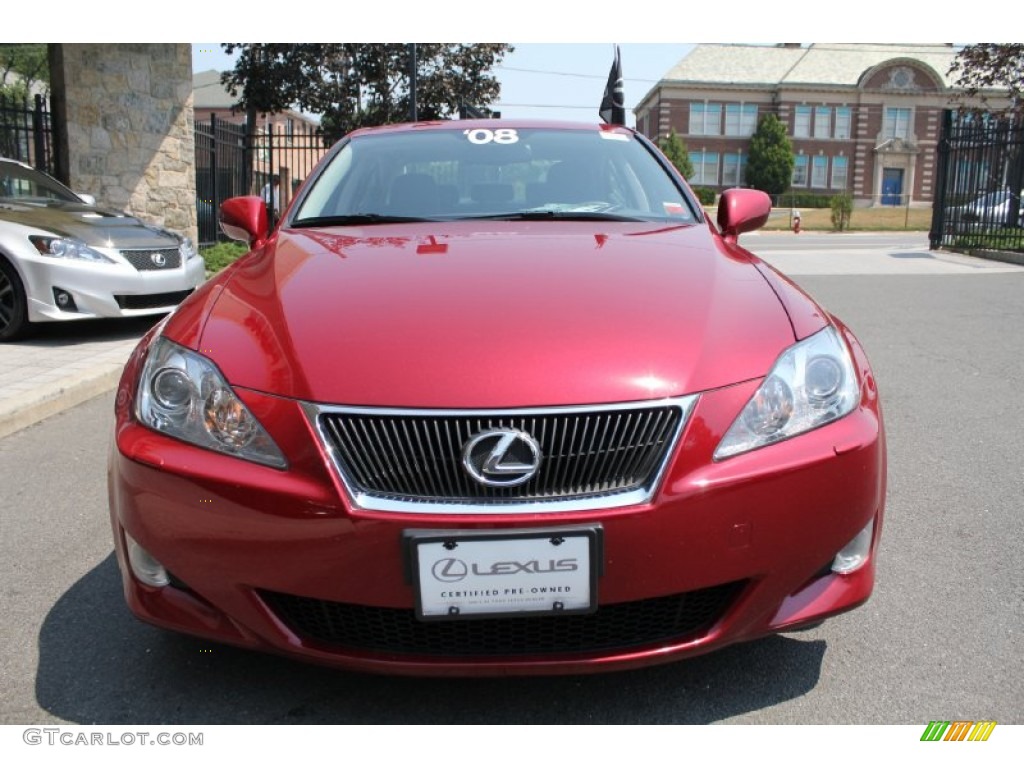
[408,43,418,122]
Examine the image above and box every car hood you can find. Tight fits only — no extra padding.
[186,221,801,408]
[0,199,180,248]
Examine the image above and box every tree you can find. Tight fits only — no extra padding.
[658,129,694,179]
[948,44,1023,116]
[220,44,513,141]
[746,114,794,197]
[0,43,49,100]
[830,192,853,232]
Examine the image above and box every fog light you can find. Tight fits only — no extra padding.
[52,288,78,312]
[124,533,169,587]
[832,519,875,574]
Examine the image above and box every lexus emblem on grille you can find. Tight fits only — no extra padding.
[462,429,542,487]
[150,252,167,268]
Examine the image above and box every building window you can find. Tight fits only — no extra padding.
[834,107,852,139]
[814,107,831,139]
[883,107,912,139]
[794,106,812,138]
[792,155,808,186]
[831,156,848,189]
[688,151,720,185]
[811,156,828,188]
[725,104,757,137]
[722,153,747,186]
[689,102,722,136]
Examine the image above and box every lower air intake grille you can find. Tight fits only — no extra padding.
[260,582,744,657]
[114,289,193,310]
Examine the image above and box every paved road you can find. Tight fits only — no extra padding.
[749,231,1024,274]
[1,237,1022,726]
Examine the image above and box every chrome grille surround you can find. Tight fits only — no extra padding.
[304,397,697,514]
[119,247,182,271]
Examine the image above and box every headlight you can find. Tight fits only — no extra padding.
[136,337,287,469]
[180,236,199,261]
[714,326,860,460]
[29,235,115,263]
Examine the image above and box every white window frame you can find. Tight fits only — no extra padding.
[794,106,812,138]
[814,107,831,139]
[725,104,757,137]
[792,155,808,187]
[688,150,720,185]
[811,155,828,188]
[831,156,848,189]
[689,102,722,136]
[883,107,912,140]
[720,153,747,187]
[834,107,852,139]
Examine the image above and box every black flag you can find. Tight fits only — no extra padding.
[599,45,625,125]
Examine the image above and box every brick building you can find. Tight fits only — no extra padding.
[192,70,328,208]
[634,44,976,207]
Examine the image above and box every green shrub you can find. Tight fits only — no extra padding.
[200,241,249,274]
[780,192,835,208]
[692,186,717,205]
[830,193,853,231]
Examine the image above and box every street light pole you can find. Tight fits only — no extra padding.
[409,43,418,122]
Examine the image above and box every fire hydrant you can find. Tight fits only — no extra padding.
[792,211,802,234]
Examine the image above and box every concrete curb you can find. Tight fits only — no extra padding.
[0,365,122,441]
[962,249,1024,267]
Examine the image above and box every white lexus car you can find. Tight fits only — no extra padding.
[0,157,205,341]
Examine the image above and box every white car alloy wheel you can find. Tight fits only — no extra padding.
[0,258,29,342]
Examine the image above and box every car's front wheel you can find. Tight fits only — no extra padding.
[0,258,30,342]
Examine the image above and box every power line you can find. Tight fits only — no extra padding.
[495,103,600,110]
[497,65,660,84]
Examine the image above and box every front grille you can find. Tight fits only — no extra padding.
[114,289,193,310]
[260,582,744,657]
[314,399,692,510]
[120,247,182,271]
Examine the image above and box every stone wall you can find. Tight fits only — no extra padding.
[52,44,196,242]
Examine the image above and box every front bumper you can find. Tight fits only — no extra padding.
[21,253,205,322]
[108,355,886,676]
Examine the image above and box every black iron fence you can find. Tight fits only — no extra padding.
[2,98,334,246]
[0,93,54,174]
[930,110,1024,253]
[194,113,332,245]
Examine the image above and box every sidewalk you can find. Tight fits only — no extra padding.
[0,317,155,439]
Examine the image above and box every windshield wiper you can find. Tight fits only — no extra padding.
[291,213,439,227]
[457,210,647,222]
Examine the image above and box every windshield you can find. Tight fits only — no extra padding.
[0,161,81,203]
[292,126,699,225]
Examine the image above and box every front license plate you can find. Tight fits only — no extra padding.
[406,527,600,621]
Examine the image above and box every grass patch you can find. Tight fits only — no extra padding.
[708,206,933,232]
[763,206,933,231]
[200,241,249,274]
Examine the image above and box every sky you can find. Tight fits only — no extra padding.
[191,43,692,126]
[8,1,998,125]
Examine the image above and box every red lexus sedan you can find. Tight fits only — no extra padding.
[108,121,886,676]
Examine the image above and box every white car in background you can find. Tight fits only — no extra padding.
[0,157,205,341]
[949,188,1023,226]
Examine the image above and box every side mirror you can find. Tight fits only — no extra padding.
[219,196,270,248]
[717,188,772,245]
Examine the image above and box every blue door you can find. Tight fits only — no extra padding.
[881,168,904,206]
